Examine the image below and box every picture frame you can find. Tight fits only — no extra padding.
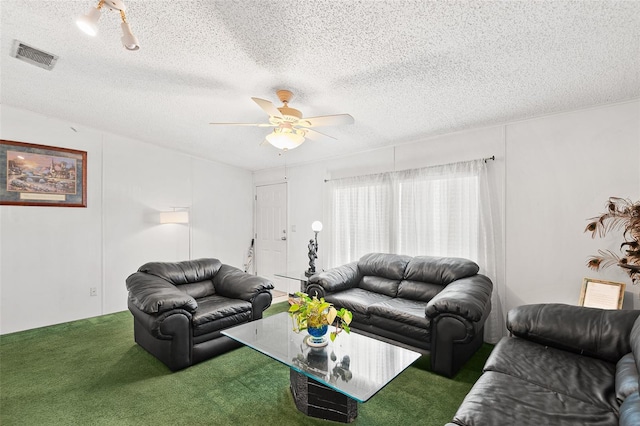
[578,278,625,310]
[0,140,87,207]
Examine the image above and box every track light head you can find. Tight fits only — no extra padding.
[76,6,102,36]
[120,21,139,50]
[77,0,140,50]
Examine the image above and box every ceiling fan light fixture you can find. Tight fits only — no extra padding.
[209,90,354,148]
[266,129,305,150]
[76,5,102,36]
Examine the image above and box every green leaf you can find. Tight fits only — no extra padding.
[343,310,353,325]
[288,304,300,313]
[330,332,337,342]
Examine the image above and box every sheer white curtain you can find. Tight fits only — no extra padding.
[326,173,394,267]
[325,159,504,343]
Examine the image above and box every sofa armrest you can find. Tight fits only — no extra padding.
[426,274,493,323]
[126,272,198,314]
[507,304,640,363]
[128,298,193,339]
[213,264,274,302]
[308,262,360,294]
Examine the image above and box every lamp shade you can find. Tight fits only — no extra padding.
[265,130,304,150]
[311,221,323,232]
[76,6,102,36]
[160,211,189,224]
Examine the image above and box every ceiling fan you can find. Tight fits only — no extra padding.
[210,90,354,151]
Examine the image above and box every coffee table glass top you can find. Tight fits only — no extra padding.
[222,312,422,402]
[274,271,310,282]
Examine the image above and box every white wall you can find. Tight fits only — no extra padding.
[0,105,254,334]
[505,101,640,312]
[254,100,640,330]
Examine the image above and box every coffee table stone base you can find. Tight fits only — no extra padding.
[290,370,358,423]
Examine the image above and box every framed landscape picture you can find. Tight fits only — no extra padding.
[0,140,87,207]
[579,278,625,310]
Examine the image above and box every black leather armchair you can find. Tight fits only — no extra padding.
[126,258,274,371]
[307,253,493,377]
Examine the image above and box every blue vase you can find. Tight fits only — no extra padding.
[307,324,329,345]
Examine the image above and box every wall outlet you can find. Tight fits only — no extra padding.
[90,287,97,296]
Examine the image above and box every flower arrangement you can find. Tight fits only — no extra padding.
[288,292,353,342]
[585,197,640,284]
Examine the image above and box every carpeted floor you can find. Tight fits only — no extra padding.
[0,302,492,425]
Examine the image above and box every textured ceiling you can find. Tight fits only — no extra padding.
[1,1,639,171]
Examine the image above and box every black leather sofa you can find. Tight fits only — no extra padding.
[306,253,493,377]
[448,304,640,426]
[126,258,274,371]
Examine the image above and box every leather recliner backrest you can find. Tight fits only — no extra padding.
[358,253,412,279]
[138,258,222,285]
[403,256,479,284]
[357,253,411,296]
[396,256,479,302]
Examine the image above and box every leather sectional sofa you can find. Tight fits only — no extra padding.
[306,253,493,377]
[448,303,640,426]
[126,258,274,371]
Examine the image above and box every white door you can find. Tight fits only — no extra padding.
[255,183,288,294]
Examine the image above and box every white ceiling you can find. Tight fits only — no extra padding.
[1,1,639,171]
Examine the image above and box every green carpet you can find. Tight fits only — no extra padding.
[0,302,492,425]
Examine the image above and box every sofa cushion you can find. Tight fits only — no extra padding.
[358,253,411,280]
[368,298,430,342]
[325,288,393,324]
[404,256,479,285]
[368,298,430,329]
[191,295,252,337]
[485,337,618,411]
[139,258,222,285]
[397,280,443,302]
[617,353,640,403]
[451,371,619,426]
[176,279,215,299]
[359,276,400,297]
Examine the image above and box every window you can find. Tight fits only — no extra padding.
[327,161,482,266]
[325,158,503,344]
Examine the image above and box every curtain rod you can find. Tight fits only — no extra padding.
[324,155,495,183]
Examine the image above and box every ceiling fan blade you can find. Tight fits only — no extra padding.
[209,122,275,127]
[251,97,283,119]
[298,114,354,128]
[303,128,337,142]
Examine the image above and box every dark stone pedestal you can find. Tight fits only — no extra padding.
[290,369,358,423]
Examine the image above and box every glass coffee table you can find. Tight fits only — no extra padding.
[274,270,310,293]
[222,312,421,423]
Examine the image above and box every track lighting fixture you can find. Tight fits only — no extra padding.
[77,0,139,51]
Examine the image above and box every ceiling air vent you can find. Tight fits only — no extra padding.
[11,40,58,70]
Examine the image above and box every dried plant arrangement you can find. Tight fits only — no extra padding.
[585,197,640,284]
